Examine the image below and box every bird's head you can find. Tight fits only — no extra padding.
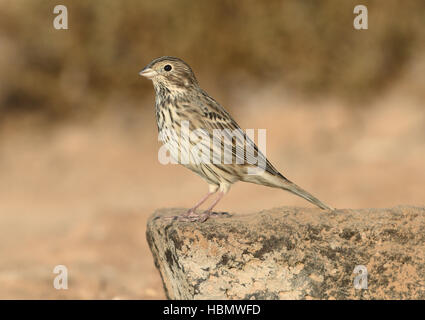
[139,56,199,91]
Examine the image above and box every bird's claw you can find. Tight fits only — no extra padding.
[205,211,231,218]
[155,210,231,223]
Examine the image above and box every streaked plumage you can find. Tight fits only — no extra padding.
[140,56,333,221]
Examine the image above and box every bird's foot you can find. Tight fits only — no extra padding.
[156,209,207,222]
[205,211,231,219]
[156,210,230,223]
[194,210,231,222]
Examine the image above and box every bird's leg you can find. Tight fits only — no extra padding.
[158,187,230,223]
[159,187,219,222]
[196,191,229,222]
[205,191,225,212]
[168,193,225,223]
[184,191,215,216]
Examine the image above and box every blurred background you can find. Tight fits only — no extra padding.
[0,0,424,299]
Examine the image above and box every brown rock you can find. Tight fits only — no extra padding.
[146,206,425,299]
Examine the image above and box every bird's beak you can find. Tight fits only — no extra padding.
[139,67,157,79]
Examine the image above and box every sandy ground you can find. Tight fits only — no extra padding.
[0,88,424,299]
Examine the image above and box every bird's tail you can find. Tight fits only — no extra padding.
[250,171,334,211]
[242,169,334,210]
[282,181,334,211]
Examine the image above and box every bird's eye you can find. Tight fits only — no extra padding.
[164,65,172,72]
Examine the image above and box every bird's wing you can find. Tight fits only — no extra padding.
[187,93,285,178]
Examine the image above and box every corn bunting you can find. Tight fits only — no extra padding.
[140,56,333,222]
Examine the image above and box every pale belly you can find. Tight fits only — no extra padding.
[158,125,239,186]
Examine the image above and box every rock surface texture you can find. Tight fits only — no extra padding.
[146,206,425,299]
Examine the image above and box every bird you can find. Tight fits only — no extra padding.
[139,56,333,222]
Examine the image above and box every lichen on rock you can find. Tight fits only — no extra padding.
[146,206,425,299]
